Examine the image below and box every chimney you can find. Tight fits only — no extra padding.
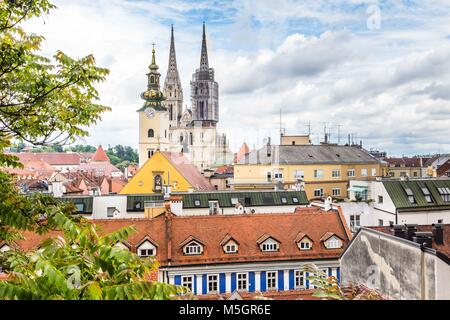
[266,137,271,157]
[432,224,444,245]
[413,231,433,248]
[324,196,332,211]
[405,224,418,241]
[393,225,407,239]
[164,210,173,264]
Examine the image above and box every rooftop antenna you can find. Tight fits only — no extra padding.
[336,124,342,145]
[279,108,283,144]
[306,122,311,136]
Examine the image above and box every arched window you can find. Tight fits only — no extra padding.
[150,75,155,84]
[148,129,154,138]
[180,135,183,143]
[153,174,162,192]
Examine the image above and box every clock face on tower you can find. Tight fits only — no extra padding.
[145,107,155,119]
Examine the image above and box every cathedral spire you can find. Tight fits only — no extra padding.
[199,22,209,71]
[166,24,179,78]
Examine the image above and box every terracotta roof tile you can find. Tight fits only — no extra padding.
[91,145,110,162]
[12,152,80,165]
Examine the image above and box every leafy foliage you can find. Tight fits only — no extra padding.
[0,213,191,300]
[302,263,385,300]
[0,0,110,147]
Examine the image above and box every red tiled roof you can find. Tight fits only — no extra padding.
[161,152,214,191]
[214,165,233,175]
[235,143,250,163]
[12,208,350,267]
[77,162,122,177]
[12,153,80,165]
[384,157,425,167]
[371,224,450,259]
[91,145,110,162]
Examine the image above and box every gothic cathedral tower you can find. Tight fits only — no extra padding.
[138,45,169,167]
[190,23,219,127]
[163,25,183,129]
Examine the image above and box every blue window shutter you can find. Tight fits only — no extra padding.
[219,273,226,293]
[231,273,236,292]
[278,270,284,290]
[328,267,332,277]
[194,275,197,294]
[289,270,295,290]
[249,272,255,292]
[202,274,207,295]
[260,271,266,292]
[174,275,181,285]
[306,272,310,289]
[337,267,341,283]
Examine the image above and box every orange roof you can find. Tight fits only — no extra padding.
[198,289,319,300]
[91,145,110,162]
[161,152,214,191]
[235,142,250,163]
[13,208,350,267]
[12,152,80,165]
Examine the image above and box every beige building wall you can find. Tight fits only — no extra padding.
[138,110,170,167]
[280,135,311,146]
[233,163,383,199]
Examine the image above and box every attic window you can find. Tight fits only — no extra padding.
[224,243,238,254]
[231,198,239,205]
[438,187,450,202]
[260,238,279,252]
[244,197,251,205]
[281,197,287,204]
[404,187,415,204]
[325,236,342,249]
[184,241,203,255]
[194,199,201,207]
[421,187,433,203]
[292,197,299,203]
[134,201,142,210]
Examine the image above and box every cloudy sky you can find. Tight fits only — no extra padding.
[26,0,450,156]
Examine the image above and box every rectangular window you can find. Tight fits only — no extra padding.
[281,197,287,204]
[107,207,115,218]
[331,169,340,178]
[267,171,272,182]
[266,271,277,290]
[225,244,238,253]
[237,273,248,291]
[332,188,341,196]
[182,276,193,291]
[378,195,383,203]
[314,169,324,178]
[314,189,324,197]
[371,168,377,176]
[437,187,450,202]
[74,203,85,212]
[208,201,219,215]
[347,169,355,177]
[361,168,368,177]
[350,215,360,233]
[262,242,278,252]
[139,248,155,257]
[274,172,283,179]
[294,170,305,180]
[208,274,218,293]
[295,270,305,289]
[292,197,299,203]
[299,241,310,250]
[378,219,383,227]
[185,243,202,255]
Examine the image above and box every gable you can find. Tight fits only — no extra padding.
[119,152,194,195]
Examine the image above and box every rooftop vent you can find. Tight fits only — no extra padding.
[393,225,407,239]
[405,224,418,241]
[432,224,444,245]
[413,231,433,248]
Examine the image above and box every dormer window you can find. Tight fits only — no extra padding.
[438,187,450,202]
[137,239,157,257]
[257,235,280,252]
[321,232,343,249]
[281,197,287,204]
[404,187,415,203]
[296,233,313,251]
[220,234,239,254]
[185,242,202,255]
[292,197,299,203]
[180,236,205,256]
[194,199,201,207]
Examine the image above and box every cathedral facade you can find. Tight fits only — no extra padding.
[138,24,233,170]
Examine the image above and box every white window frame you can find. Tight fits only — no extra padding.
[361,168,368,177]
[295,270,305,289]
[314,169,324,178]
[332,188,341,196]
[299,240,311,250]
[207,274,219,294]
[294,170,305,180]
[326,236,342,249]
[371,168,377,176]
[137,241,156,257]
[331,169,340,178]
[313,188,324,197]
[184,241,202,255]
[208,201,219,215]
[182,275,193,291]
[347,169,355,177]
[260,238,279,252]
[237,273,248,291]
[350,215,361,233]
[266,271,277,291]
[224,242,238,254]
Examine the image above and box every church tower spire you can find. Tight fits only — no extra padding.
[163,25,183,128]
[199,22,209,71]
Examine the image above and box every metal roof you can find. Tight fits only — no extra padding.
[238,145,381,165]
[178,190,308,209]
[382,179,450,210]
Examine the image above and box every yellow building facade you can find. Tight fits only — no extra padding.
[120,151,214,195]
[233,144,385,200]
